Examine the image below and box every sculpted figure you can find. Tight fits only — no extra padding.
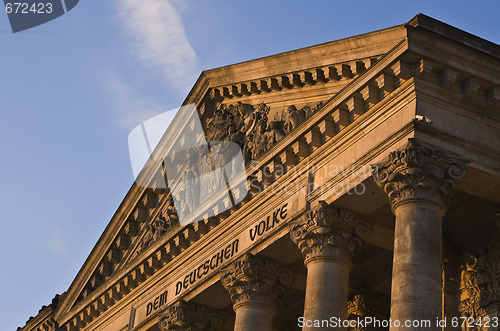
[181,150,199,213]
[265,120,286,149]
[136,223,154,255]
[253,120,269,159]
[302,105,312,119]
[152,214,172,240]
[227,123,245,147]
[243,133,255,164]
[462,257,480,301]
[286,105,306,133]
[205,107,229,141]
[198,153,214,203]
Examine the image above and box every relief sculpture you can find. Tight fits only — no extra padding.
[134,200,178,257]
[203,101,323,164]
[459,237,500,330]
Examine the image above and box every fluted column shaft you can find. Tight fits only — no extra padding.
[290,202,370,331]
[233,302,274,331]
[304,257,350,325]
[221,253,294,331]
[372,140,468,331]
[391,200,443,325]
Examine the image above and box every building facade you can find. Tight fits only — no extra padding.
[20,15,500,331]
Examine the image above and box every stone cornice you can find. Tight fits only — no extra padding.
[54,183,150,320]
[407,14,500,60]
[407,29,500,84]
[208,57,379,101]
[290,202,370,267]
[20,306,56,331]
[197,26,406,88]
[372,139,468,211]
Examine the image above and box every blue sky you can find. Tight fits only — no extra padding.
[1,1,499,329]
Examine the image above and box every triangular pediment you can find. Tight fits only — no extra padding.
[19,13,500,331]
[53,18,452,329]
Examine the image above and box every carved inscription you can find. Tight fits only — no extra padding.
[249,203,288,241]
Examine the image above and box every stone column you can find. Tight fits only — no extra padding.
[290,202,370,331]
[220,253,294,331]
[158,299,224,331]
[372,140,468,330]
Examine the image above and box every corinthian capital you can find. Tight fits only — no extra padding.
[220,254,294,311]
[289,201,370,267]
[371,140,468,210]
[158,299,224,331]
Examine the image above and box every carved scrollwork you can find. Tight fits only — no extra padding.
[220,253,294,311]
[289,201,370,267]
[158,299,224,331]
[371,139,468,210]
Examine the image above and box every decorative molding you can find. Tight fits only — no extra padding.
[158,299,224,331]
[220,254,294,312]
[371,139,468,211]
[289,201,370,267]
[208,58,378,101]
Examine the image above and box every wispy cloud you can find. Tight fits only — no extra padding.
[40,225,69,257]
[117,0,199,93]
[104,70,167,130]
